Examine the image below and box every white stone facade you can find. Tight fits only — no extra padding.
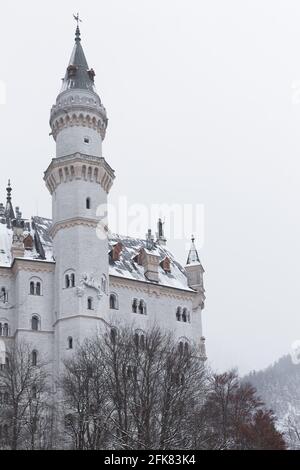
[0,26,206,382]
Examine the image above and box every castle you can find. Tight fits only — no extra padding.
[0,23,206,377]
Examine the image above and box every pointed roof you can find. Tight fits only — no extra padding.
[5,180,15,222]
[186,236,201,265]
[60,25,97,93]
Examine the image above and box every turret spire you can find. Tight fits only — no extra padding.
[186,235,201,265]
[5,179,15,223]
[60,16,96,93]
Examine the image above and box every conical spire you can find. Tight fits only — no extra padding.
[5,180,15,222]
[186,235,201,265]
[60,22,96,93]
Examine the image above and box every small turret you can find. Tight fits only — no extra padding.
[185,236,205,306]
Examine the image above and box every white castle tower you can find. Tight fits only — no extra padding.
[44,24,115,373]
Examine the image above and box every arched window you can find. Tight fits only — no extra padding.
[184,342,189,355]
[87,297,93,310]
[71,274,75,288]
[134,333,139,348]
[86,198,91,209]
[31,315,39,331]
[139,300,146,315]
[132,299,138,313]
[176,307,181,321]
[68,337,73,350]
[140,334,145,349]
[182,309,187,323]
[109,294,118,310]
[29,278,43,296]
[101,275,107,294]
[36,283,41,296]
[65,274,70,289]
[32,350,37,366]
[178,341,184,355]
[3,324,8,337]
[1,287,7,303]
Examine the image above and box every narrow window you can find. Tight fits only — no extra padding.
[178,342,184,355]
[132,299,138,313]
[30,282,35,295]
[68,337,73,349]
[182,309,187,323]
[1,288,7,303]
[84,137,90,144]
[0,323,2,336]
[86,198,91,209]
[87,297,93,310]
[36,282,41,296]
[110,294,117,310]
[176,307,181,321]
[32,350,37,366]
[3,324,8,337]
[31,316,39,331]
[134,333,139,348]
[140,334,145,349]
[71,274,75,288]
[65,275,70,289]
[184,342,189,355]
[139,300,146,315]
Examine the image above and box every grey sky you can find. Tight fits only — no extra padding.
[0,0,299,374]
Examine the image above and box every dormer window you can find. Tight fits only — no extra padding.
[67,65,77,78]
[110,242,123,262]
[160,257,171,273]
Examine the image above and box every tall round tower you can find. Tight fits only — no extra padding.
[44,24,115,373]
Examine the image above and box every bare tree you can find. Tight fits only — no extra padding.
[0,341,51,450]
[60,325,207,450]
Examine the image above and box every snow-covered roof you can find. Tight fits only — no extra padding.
[0,216,54,267]
[109,234,193,292]
[0,216,193,292]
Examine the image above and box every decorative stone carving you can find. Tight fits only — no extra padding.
[76,273,103,299]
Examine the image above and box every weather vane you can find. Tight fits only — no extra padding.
[73,13,83,26]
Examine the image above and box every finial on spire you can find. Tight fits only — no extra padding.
[6,179,12,202]
[73,13,82,42]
